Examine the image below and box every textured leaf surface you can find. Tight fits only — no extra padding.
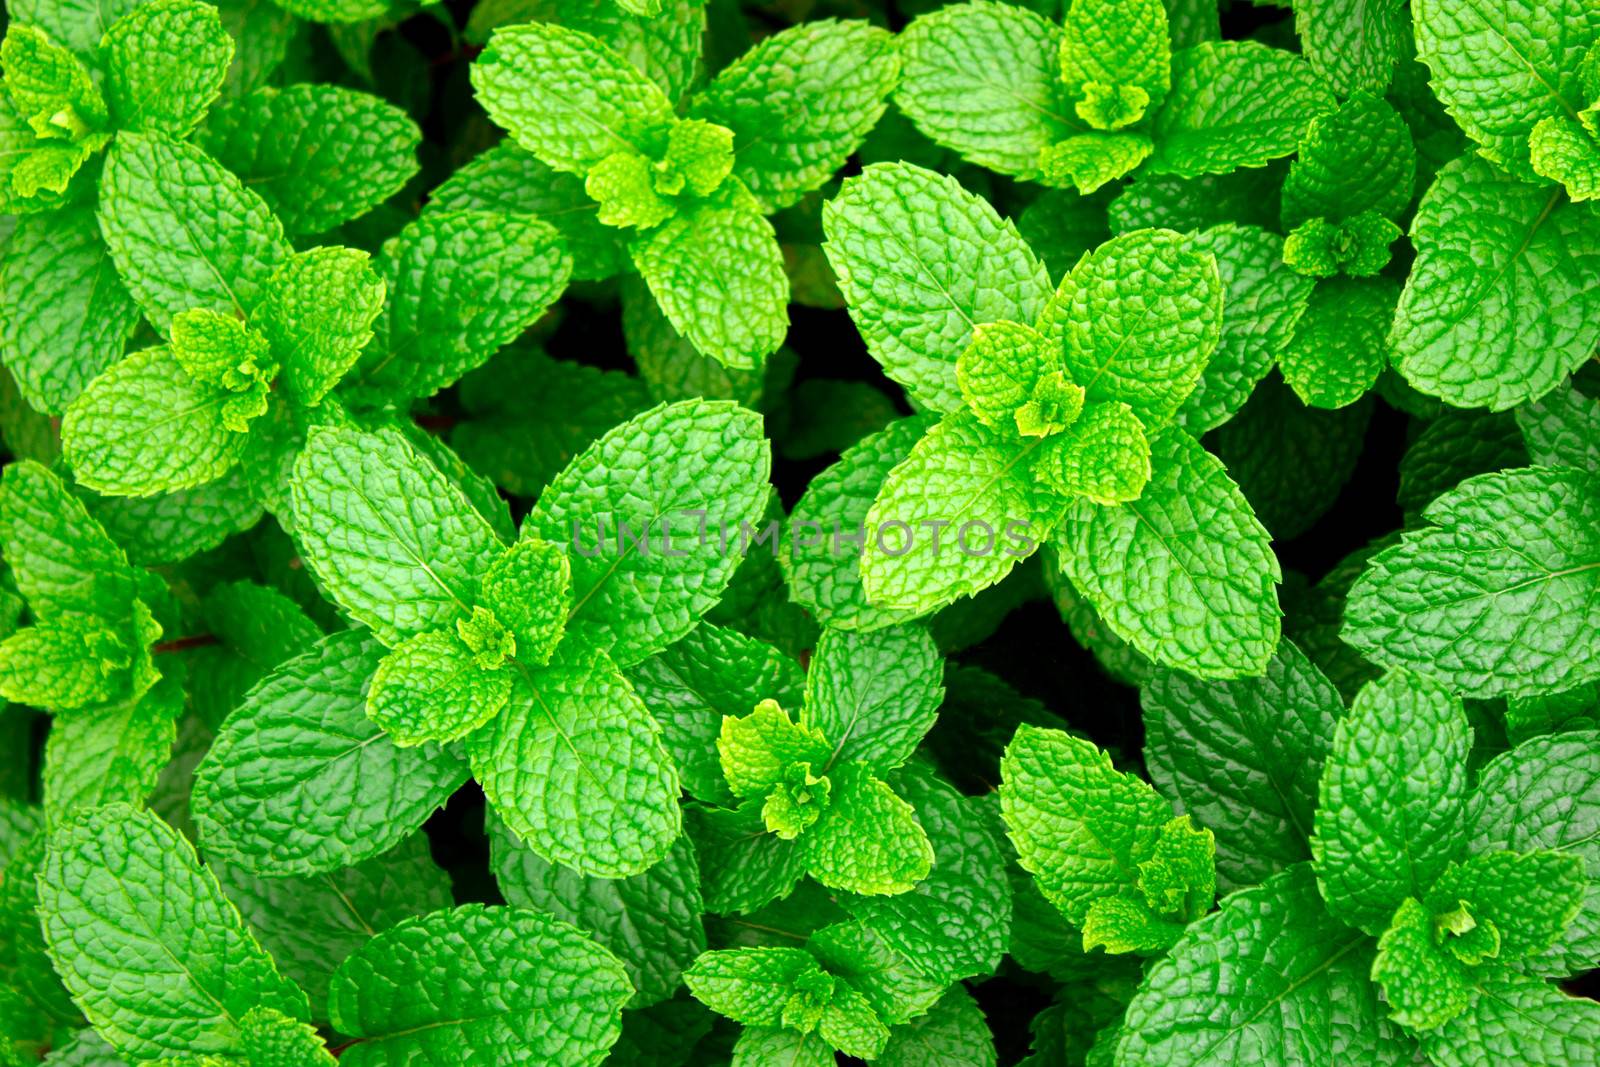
[1149,42,1336,177]
[328,904,631,1067]
[803,625,943,774]
[862,409,1057,615]
[359,210,572,402]
[805,763,934,896]
[895,1,1075,178]
[200,83,421,235]
[1294,0,1408,96]
[37,804,309,1062]
[824,162,1051,413]
[1344,467,1600,697]
[193,632,469,875]
[692,20,899,213]
[1280,92,1416,228]
[1422,972,1600,1067]
[1118,866,1414,1066]
[1312,671,1470,935]
[1278,276,1398,410]
[1053,428,1281,679]
[291,426,503,645]
[42,671,182,823]
[0,205,139,415]
[1143,640,1339,891]
[98,133,288,329]
[1391,156,1600,411]
[100,0,232,138]
[466,648,682,878]
[1412,0,1598,181]
[523,399,770,668]
[489,814,704,1007]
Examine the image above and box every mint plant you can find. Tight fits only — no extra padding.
[2,0,1600,1064]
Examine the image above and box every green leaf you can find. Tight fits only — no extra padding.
[1470,732,1600,977]
[211,833,452,1013]
[199,84,421,235]
[895,1,1076,179]
[62,346,248,497]
[1142,639,1338,892]
[0,205,140,415]
[684,946,823,1027]
[1312,670,1471,935]
[0,460,139,619]
[731,1026,833,1067]
[691,19,899,213]
[1421,969,1600,1066]
[1000,724,1179,929]
[823,161,1051,413]
[0,617,137,710]
[100,0,232,138]
[1282,212,1400,278]
[465,646,682,878]
[193,632,469,875]
[781,414,936,632]
[522,398,771,668]
[805,763,934,896]
[1174,224,1313,433]
[1045,228,1223,429]
[366,629,512,746]
[687,801,807,915]
[627,622,804,802]
[806,920,946,1025]
[1278,276,1399,409]
[1058,0,1169,110]
[878,985,995,1067]
[1531,113,1600,201]
[9,0,145,55]
[489,814,705,1008]
[471,21,676,175]
[357,210,572,402]
[1370,895,1475,1030]
[957,320,1080,434]
[42,669,182,822]
[479,538,571,666]
[1118,866,1416,1066]
[1149,42,1336,177]
[183,579,321,729]
[1517,378,1600,472]
[719,699,832,800]
[327,904,632,1067]
[803,625,943,774]
[1343,466,1600,697]
[1293,0,1408,96]
[1424,849,1587,961]
[630,189,789,367]
[1052,427,1281,679]
[290,425,503,645]
[861,409,1059,615]
[1,23,106,136]
[1036,131,1153,194]
[1035,401,1147,505]
[839,765,1010,984]
[1281,92,1417,229]
[430,142,625,282]
[97,132,289,329]
[254,246,386,408]
[36,803,310,1063]
[1391,156,1600,412]
[1413,0,1598,182]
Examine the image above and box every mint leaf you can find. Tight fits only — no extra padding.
[97,132,288,329]
[41,670,182,822]
[1143,639,1340,891]
[36,803,310,1062]
[489,814,705,1008]
[802,762,934,896]
[878,985,995,1067]
[465,646,683,878]
[691,19,899,213]
[1516,378,1600,471]
[1118,866,1415,1065]
[801,624,944,773]
[0,205,139,415]
[100,0,232,138]
[896,1,1076,179]
[1280,92,1417,230]
[1052,427,1281,679]
[1294,0,1408,96]
[522,398,770,667]
[1278,276,1400,409]
[1412,0,1598,181]
[824,161,1051,413]
[199,83,421,235]
[193,632,469,875]
[1149,42,1336,177]
[1312,670,1471,935]
[1344,466,1600,697]
[1391,156,1600,411]
[1421,971,1600,1067]
[327,904,632,1067]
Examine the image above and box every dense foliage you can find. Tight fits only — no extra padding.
[0,0,1598,1063]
